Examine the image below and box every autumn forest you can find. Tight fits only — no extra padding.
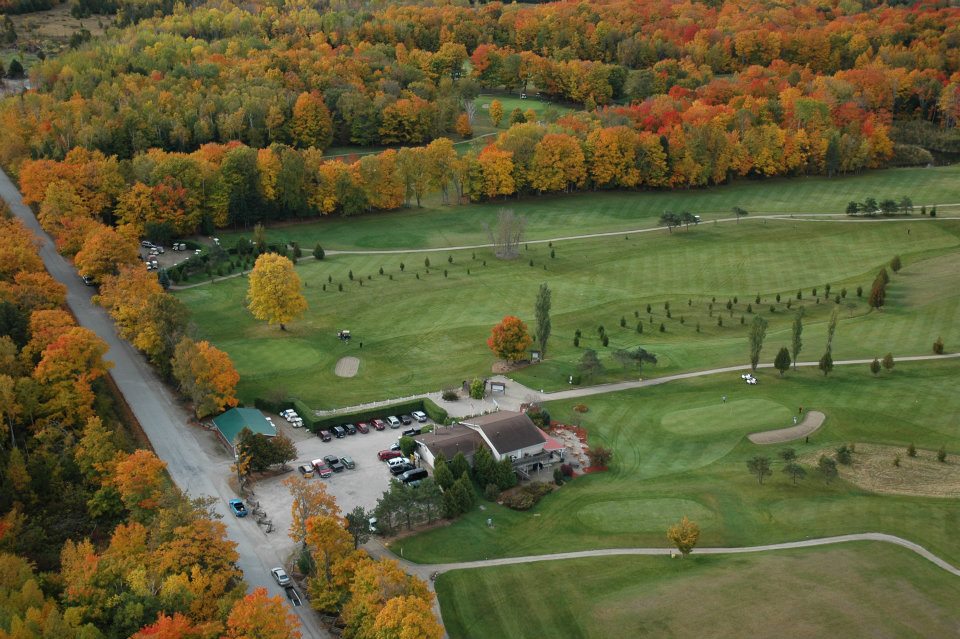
[2,0,960,637]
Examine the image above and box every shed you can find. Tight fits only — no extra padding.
[212,407,276,455]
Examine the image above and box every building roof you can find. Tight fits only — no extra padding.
[537,427,566,453]
[212,408,276,446]
[415,424,482,461]
[462,411,545,456]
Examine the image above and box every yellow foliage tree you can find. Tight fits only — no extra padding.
[477,145,515,198]
[372,595,444,639]
[530,133,586,193]
[489,99,504,128]
[284,476,340,545]
[246,253,308,330]
[224,587,302,639]
[666,516,701,557]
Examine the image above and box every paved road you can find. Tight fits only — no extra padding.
[379,532,960,579]
[0,169,328,639]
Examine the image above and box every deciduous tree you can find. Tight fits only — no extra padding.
[666,516,700,557]
[224,587,302,639]
[746,455,772,485]
[170,337,240,418]
[247,253,308,330]
[73,224,140,282]
[284,476,340,545]
[372,595,444,639]
[112,449,167,521]
[487,315,532,362]
[489,100,504,127]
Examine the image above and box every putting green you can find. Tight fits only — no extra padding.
[576,498,717,533]
[661,399,792,436]
[222,338,324,374]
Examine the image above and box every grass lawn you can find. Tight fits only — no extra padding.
[212,164,960,251]
[393,359,960,567]
[177,217,960,407]
[436,543,960,639]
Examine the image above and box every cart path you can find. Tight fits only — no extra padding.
[748,410,826,444]
[369,533,960,580]
[170,210,960,290]
[306,353,960,419]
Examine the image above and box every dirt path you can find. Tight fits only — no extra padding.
[748,410,826,444]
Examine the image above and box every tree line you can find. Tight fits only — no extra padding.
[0,205,298,638]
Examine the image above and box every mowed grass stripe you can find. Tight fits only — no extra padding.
[437,544,960,639]
[180,218,960,406]
[214,165,960,251]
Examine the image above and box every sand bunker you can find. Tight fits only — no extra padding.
[748,410,825,444]
[335,356,360,378]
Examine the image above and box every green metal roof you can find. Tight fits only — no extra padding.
[212,408,276,445]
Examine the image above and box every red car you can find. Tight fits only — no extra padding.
[356,422,370,434]
[377,449,403,462]
[311,459,333,478]
[372,419,387,431]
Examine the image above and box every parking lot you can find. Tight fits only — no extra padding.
[249,413,434,558]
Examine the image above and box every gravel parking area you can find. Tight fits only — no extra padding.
[251,414,432,560]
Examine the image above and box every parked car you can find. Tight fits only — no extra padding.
[368,517,378,533]
[271,567,291,587]
[324,455,345,472]
[298,464,315,478]
[140,240,154,248]
[387,416,402,429]
[80,275,95,286]
[318,429,332,442]
[390,461,416,476]
[378,449,402,461]
[356,422,370,434]
[402,427,421,438]
[340,455,355,469]
[344,423,357,435]
[411,411,427,423]
[400,414,413,425]
[400,468,428,485]
[372,419,387,431]
[389,442,401,452]
[332,426,346,438]
[311,459,333,478]
[228,499,248,517]
[387,456,408,469]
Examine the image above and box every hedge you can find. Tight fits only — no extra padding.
[251,396,448,430]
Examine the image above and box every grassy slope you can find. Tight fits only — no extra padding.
[177,218,960,407]
[437,543,960,639]
[212,164,960,251]
[394,359,960,566]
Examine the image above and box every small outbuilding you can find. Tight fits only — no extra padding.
[212,407,276,455]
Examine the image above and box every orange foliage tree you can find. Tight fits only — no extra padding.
[171,337,240,418]
[111,449,168,520]
[73,224,140,282]
[487,315,533,362]
[223,587,301,639]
